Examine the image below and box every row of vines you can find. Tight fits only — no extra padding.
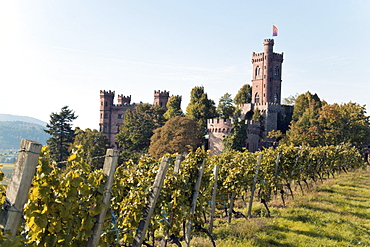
[0,143,365,246]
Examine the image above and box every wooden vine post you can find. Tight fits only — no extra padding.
[227,191,236,224]
[160,154,184,247]
[132,156,171,247]
[185,159,206,247]
[0,139,42,236]
[247,153,262,218]
[87,149,118,247]
[274,152,281,199]
[208,165,219,234]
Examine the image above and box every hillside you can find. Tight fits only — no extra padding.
[0,120,50,153]
[0,114,47,126]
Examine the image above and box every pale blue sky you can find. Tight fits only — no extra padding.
[1,0,370,129]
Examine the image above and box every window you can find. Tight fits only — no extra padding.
[255,93,260,103]
[255,66,261,77]
[274,94,279,103]
[274,66,279,76]
[118,114,124,119]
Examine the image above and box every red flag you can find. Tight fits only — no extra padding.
[273,25,278,36]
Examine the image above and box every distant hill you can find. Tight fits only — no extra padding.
[0,115,50,153]
[0,114,47,127]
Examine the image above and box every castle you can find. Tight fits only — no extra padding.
[99,90,170,148]
[100,39,292,152]
[207,39,292,154]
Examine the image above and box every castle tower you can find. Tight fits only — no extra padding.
[99,90,115,134]
[251,39,284,104]
[117,94,131,105]
[154,90,170,110]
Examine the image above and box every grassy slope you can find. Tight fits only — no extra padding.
[192,168,370,247]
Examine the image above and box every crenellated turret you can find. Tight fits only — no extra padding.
[154,90,170,110]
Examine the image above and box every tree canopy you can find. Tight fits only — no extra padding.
[234,84,252,105]
[45,106,77,163]
[164,95,183,120]
[283,92,370,148]
[149,116,201,158]
[115,103,166,162]
[185,86,217,133]
[216,93,236,119]
[222,119,248,152]
[73,128,110,169]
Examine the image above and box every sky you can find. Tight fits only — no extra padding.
[1,0,370,129]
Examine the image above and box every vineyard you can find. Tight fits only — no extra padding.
[0,140,365,247]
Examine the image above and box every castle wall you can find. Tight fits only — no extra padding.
[246,120,260,152]
[207,119,232,155]
[207,118,261,154]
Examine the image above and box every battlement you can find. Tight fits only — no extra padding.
[100,90,115,96]
[207,118,233,126]
[154,90,170,97]
[247,120,261,126]
[273,52,284,61]
[207,118,233,135]
[117,94,131,105]
[264,39,274,45]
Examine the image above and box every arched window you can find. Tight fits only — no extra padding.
[255,66,261,77]
[255,92,260,104]
[274,93,279,103]
[274,66,279,76]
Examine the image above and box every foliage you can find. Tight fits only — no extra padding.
[115,103,166,162]
[251,108,263,122]
[149,116,201,158]
[284,94,370,148]
[0,138,365,246]
[222,119,248,152]
[234,84,252,105]
[195,169,370,246]
[216,93,236,119]
[282,93,298,106]
[45,106,78,163]
[73,128,110,169]
[185,86,217,133]
[24,146,106,246]
[164,95,183,120]
[291,91,322,121]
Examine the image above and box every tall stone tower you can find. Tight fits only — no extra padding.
[99,90,135,149]
[153,90,170,110]
[251,39,284,104]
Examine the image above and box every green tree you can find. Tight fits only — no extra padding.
[317,102,370,148]
[217,93,236,119]
[234,84,252,105]
[292,91,322,121]
[149,116,201,158]
[115,103,166,162]
[164,95,183,119]
[222,119,248,152]
[45,106,77,163]
[185,86,217,133]
[73,128,110,169]
[252,108,263,122]
[282,94,298,106]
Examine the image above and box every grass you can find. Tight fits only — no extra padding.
[191,167,370,247]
